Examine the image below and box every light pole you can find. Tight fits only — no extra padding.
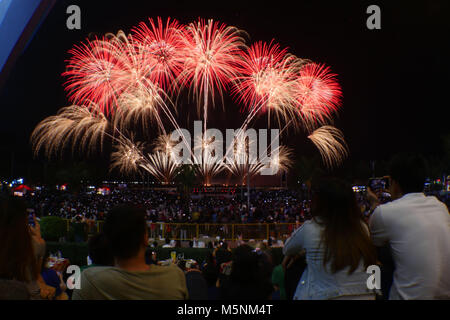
[247,159,250,212]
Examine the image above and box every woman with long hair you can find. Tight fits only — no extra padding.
[0,197,51,299]
[283,177,378,299]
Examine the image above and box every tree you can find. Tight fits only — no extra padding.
[175,165,198,212]
[289,155,324,189]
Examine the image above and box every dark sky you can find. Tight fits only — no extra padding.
[0,0,449,179]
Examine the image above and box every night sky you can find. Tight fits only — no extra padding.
[0,0,449,179]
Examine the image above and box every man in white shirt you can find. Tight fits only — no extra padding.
[369,154,450,299]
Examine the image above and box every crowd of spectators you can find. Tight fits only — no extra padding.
[22,188,313,224]
[1,154,449,300]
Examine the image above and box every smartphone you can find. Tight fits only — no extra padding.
[28,211,35,227]
[368,177,390,192]
[352,185,367,194]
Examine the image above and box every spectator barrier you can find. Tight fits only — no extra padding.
[45,242,286,267]
[59,220,303,241]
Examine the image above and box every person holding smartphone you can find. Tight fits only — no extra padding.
[0,197,53,299]
[369,154,450,299]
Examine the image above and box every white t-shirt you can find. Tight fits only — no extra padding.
[369,193,450,299]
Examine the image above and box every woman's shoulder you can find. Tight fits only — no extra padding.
[292,219,323,244]
[299,219,322,232]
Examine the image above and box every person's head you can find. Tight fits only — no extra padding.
[103,205,148,262]
[311,177,377,274]
[165,238,171,245]
[256,241,268,251]
[388,154,427,199]
[177,259,187,272]
[88,233,114,266]
[0,197,39,282]
[202,253,218,287]
[205,251,215,264]
[152,241,158,248]
[230,245,263,283]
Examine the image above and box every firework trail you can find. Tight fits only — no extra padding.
[63,35,132,116]
[307,126,348,168]
[33,16,348,183]
[132,17,186,92]
[146,134,187,183]
[114,82,168,135]
[295,63,342,132]
[153,133,178,155]
[223,131,293,183]
[232,41,305,131]
[141,151,180,184]
[63,27,195,175]
[107,30,185,137]
[224,133,262,184]
[260,145,294,174]
[110,136,147,175]
[192,134,225,185]
[178,18,246,133]
[175,19,246,181]
[110,133,182,183]
[225,147,293,182]
[224,41,303,164]
[64,31,184,138]
[31,105,108,158]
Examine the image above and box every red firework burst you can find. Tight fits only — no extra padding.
[232,40,298,114]
[131,17,186,91]
[295,63,342,124]
[63,36,132,115]
[177,18,245,108]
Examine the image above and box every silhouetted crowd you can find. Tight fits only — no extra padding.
[22,189,313,224]
[1,154,449,300]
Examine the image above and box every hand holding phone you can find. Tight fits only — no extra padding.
[366,187,379,206]
[29,214,43,241]
[28,212,35,227]
[368,177,390,192]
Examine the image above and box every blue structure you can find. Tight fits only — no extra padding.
[0,0,56,87]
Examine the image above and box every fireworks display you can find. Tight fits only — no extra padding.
[178,19,245,116]
[192,134,225,185]
[295,63,342,131]
[31,16,348,184]
[31,105,108,158]
[110,136,146,175]
[224,133,260,183]
[142,151,180,184]
[232,41,304,129]
[63,36,129,116]
[307,126,349,168]
[131,17,186,92]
